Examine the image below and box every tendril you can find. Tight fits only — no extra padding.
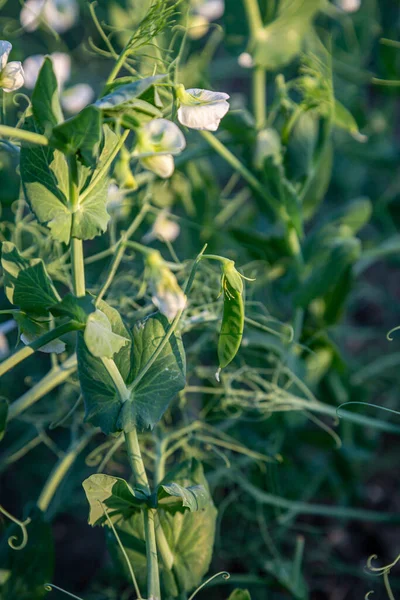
[99,501,143,599]
[187,571,230,600]
[85,438,116,467]
[0,505,31,550]
[386,325,400,341]
[44,583,85,599]
[365,553,400,600]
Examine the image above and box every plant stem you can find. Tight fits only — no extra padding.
[8,354,77,421]
[0,321,82,378]
[243,0,263,34]
[253,66,266,130]
[68,155,86,297]
[101,356,161,600]
[125,429,161,600]
[0,124,48,146]
[37,432,93,512]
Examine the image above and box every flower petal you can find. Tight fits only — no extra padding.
[143,118,186,155]
[61,83,94,113]
[1,61,24,92]
[0,41,12,71]
[178,99,229,130]
[44,0,79,33]
[140,154,175,179]
[194,0,225,21]
[20,0,45,32]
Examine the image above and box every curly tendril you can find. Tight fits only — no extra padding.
[0,504,31,550]
[187,571,230,600]
[386,325,400,341]
[44,584,85,599]
[365,553,400,600]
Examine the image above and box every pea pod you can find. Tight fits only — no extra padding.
[217,279,244,381]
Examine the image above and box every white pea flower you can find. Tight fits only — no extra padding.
[0,41,24,93]
[146,251,186,321]
[336,0,361,12]
[106,183,131,220]
[61,83,94,114]
[176,86,230,131]
[187,15,210,40]
[133,118,186,179]
[192,0,224,21]
[143,211,180,243]
[20,0,79,33]
[23,52,71,89]
[238,52,254,69]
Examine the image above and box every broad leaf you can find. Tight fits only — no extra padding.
[0,398,8,441]
[50,293,95,324]
[77,300,132,434]
[84,309,130,358]
[50,106,102,167]
[96,75,166,111]
[1,242,59,315]
[21,125,118,243]
[0,508,54,600]
[32,56,63,131]
[83,473,147,526]
[157,482,209,513]
[118,313,186,432]
[110,459,217,598]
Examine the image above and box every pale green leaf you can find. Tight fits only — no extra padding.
[82,473,147,526]
[77,300,133,434]
[84,309,130,358]
[227,591,252,600]
[157,482,209,513]
[21,126,118,243]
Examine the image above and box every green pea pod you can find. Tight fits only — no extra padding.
[217,280,244,381]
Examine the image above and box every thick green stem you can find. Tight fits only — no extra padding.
[143,509,162,600]
[253,66,266,130]
[0,124,48,146]
[102,356,161,600]
[37,432,93,512]
[69,155,86,297]
[243,0,263,34]
[0,321,82,378]
[125,429,161,600]
[8,354,77,421]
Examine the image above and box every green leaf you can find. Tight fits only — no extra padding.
[227,591,252,600]
[252,0,321,71]
[97,75,166,111]
[50,293,95,324]
[118,313,186,432]
[50,106,102,167]
[1,242,59,315]
[82,473,147,526]
[110,460,217,598]
[31,56,63,131]
[334,99,364,139]
[0,508,54,600]
[84,309,130,359]
[0,398,8,441]
[77,300,132,434]
[14,313,66,354]
[264,558,308,599]
[157,482,209,513]
[21,125,118,243]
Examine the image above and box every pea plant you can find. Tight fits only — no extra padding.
[0,0,399,599]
